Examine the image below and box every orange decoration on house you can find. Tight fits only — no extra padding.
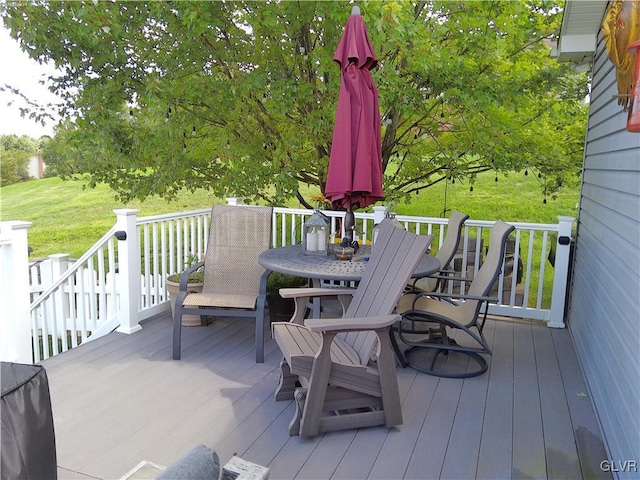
[626,40,640,131]
[602,0,640,110]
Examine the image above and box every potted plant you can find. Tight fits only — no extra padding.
[166,255,208,326]
[266,272,307,323]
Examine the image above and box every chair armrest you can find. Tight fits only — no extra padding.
[305,314,400,333]
[422,291,499,304]
[179,262,205,290]
[279,287,356,299]
[425,274,473,282]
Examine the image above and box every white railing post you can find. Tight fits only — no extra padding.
[548,215,575,328]
[50,254,70,337]
[0,221,33,363]
[226,197,243,205]
[373,206,388,224]
[114,209,143,335]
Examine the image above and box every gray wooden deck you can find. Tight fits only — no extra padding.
[43,310,610,480]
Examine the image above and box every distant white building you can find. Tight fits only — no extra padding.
[27,155,45,179]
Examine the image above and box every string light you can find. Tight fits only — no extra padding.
[192,126,196,137]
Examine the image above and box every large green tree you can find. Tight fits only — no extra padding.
[1,1,588,207]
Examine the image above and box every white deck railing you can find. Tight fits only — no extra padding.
[0,201,574,363]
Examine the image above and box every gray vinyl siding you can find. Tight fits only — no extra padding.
[567,25,640,478]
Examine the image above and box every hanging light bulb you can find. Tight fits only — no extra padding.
[192,126,196,137]
[543,198,547,205]
[165,112,169,123]
[494,175,498,183]
[538,172,542,179]
[129,109,134,121]
[469,185,474,192]
[226,140,230,149]
[524,169,528,176]
[182,142,187,153]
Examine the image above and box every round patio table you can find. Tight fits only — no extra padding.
[258,244,440,282]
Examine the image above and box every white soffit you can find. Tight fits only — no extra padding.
[555,0,608,63]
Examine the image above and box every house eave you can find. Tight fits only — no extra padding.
[554,0,608,63]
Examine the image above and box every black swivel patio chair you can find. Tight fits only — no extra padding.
[395,220,515,378]
[407,209,469,294]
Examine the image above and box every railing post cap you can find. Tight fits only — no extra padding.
[49,253,71,260]
[557,215,576,222]
[113,209,140,216]
[0,220,33,231]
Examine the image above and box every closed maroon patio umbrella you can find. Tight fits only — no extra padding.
[324,6,383,244]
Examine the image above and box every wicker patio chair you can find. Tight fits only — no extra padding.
[172,204,273,363]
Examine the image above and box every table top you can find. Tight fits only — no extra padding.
[258,244,440,282]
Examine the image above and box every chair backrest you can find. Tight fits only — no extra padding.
[414,209,469,292]
[202,205,273,297]
[341,222,433,365]
[458,219,515,322]
[435,210,470,268]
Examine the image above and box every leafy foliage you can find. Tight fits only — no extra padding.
[0,134,40,186]
[1,1,588,206]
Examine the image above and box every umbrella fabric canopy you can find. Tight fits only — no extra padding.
[325,9,383,217]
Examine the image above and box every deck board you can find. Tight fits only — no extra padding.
[550,328,610,479]
[41,311,611,480]
[512,320,546,479]
[533,324,584,480]
[477,318,514,479]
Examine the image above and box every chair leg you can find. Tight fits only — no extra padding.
[298,333,334,437]
[172,307,182,360]
[288,388,306,436]
[255,311,264,363]
[274,360,298,401]
[377,329,403,427]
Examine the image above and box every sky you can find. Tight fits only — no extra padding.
[0,24,60,138]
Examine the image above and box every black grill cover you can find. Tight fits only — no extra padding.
[1,362,57,480]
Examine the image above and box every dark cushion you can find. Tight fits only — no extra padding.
[157,444,220,480]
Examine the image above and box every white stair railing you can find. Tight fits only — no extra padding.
[28,226,121,362]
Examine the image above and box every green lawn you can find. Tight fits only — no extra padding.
[395,171,579,225]
[1,173,579,259]
[1,177,220,258]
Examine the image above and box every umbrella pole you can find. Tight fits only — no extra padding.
[343,206,355,244]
